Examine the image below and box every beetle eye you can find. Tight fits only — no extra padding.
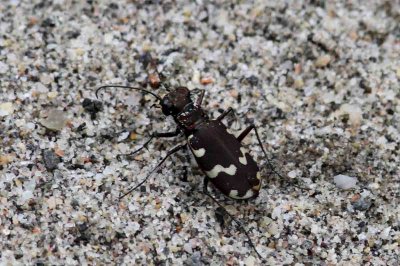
[161,97,174,115]
[161,98,171,108]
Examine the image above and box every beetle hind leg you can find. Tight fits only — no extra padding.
[202,177,264,260]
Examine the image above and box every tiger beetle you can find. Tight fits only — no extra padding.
[96,84,284,261]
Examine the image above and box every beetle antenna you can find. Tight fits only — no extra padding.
[96,85,162,101]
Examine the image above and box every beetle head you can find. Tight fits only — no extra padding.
[161,87,192,116]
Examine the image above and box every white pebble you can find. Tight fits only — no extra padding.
[287,170,299,178]
[333,174,357,190]
[35,82,48,93]
[183,243,193,254]
[0,102,14,116]
[315,55,331,67]
[380,227,391,239]
[0,61,9,73]
[47,196,57,209]
[21,190,34,202]
[337,104,363,126]
[244,255,256,266]
[117,131,130,142]
[40,109,68,131]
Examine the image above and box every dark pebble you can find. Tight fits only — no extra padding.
[352,197,372,211]
[359,79,372,94]
[65,30,81,39]
[43,150,60,171]
[246,75,259,86]
[214,206,226,228]
[301,239,313,250]
[115,231,127,239]
[41,18,55,28]
[108,3,119,9]
[82,98,102,119]
[184,253,202,266]
[139,52,153,68]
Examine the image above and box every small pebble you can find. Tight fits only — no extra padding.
[334,174,357,190]
[40,109,68,131]
[21,190,34,203]
[43,149,61,171]
[246,75,259,86]
[148,73,161,88]
[315,55,331,67]
[200,77,213,85]
[0,154,14,165]
[117,131,130,142]
[337,104,363,126]
[352,196,372,211]
[287,170,298,178]
[244,255,256,266]
[47,196,57,209]
[293,78,304,89]
[47,91,58,99]
[0,61,9,73]
[0,102,14,116]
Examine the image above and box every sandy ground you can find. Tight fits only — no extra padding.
[1,1,399,265]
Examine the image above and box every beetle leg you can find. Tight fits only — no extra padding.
[117,128,181,160]
[216,107,233,121]
[180,146,192,182]
[237,124,285,179]
[119,143,187,199]
[236,124,254,142]
[201,177,264,260]
[195,89,205,107]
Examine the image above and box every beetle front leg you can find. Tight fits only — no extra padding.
[117,128,181,160]
[216,107,233,121]
[195,89,205,107]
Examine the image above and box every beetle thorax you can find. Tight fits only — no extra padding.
[176,104,207,132]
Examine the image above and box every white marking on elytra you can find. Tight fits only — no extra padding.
[229,190,239,198]
[188,135,205,157]
[205,164,237,178]
[226,128,236,136]
[238,147,248,165]
[229,189,254,199]
[256,172,261,180]
[192,147,205,158]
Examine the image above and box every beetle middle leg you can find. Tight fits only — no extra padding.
[179,147,192,182]
[119,143,186,199]
[202,177,264,260]
[237,124,284,179]
[117,128,181,160]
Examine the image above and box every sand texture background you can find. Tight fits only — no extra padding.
[0,1,399,265]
